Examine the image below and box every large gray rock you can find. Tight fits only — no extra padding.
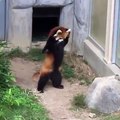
[85,76,120,113]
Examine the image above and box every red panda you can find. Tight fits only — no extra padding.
[32,26,71,93]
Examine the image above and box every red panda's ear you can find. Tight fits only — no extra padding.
[48,26,65,37]
[54,29,62,37]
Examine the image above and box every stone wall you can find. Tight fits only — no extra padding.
[7,0,90,54]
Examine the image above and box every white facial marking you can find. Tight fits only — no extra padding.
[58,39,63,42]
[67,29,71,32]
[54,34,57,37]
[55,37,59,40]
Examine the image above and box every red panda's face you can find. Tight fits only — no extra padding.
[53,28,71,41]
[48,26,71,42]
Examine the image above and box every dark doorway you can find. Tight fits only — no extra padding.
[32,7,61,41]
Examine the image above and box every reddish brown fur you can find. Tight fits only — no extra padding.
[32,53,54,81]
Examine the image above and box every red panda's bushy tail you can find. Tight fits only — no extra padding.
[32,71,41,81]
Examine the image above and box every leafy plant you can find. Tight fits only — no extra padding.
[62,63,75,79]
[103,115,120,120]
[0,43,49,120]
[72,94,86,109]
[7,47,25,58]
[1,86,49,120]
[3,86,33,106]
[26,48,44,61]
[79,75,93,86]
[0,41,15,89]
[7,47,44,61]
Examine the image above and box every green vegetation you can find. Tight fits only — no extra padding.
[0,42,49,120]
[63,54,95,85]
[0,42,15,89]
[7,47,25,58]
[62,63,75,79]
[90,109,105,117]
[26,48,44,61]
[62,62,94,85]
[0,86,49,120]
[78,75,93,86]
[72,94,86,109]
[8,47,44,61]
[102,115,120,120]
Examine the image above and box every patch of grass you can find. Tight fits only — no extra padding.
[78,75,93,86]
[62,63,75,79]
[103,115,120,120]
[0,42,15,89]
[0,43,49,120]
[26,48,44,61]
[72,94,86,109]
[90,109,105,117]
[8,47,44,61]
[7,47,26,58]
[0,86,49,120]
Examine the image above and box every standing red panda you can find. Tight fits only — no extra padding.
[32,26,71,93]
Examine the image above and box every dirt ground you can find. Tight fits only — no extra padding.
[11,57,100,120]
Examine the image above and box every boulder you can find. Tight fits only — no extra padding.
[85,76,120,113]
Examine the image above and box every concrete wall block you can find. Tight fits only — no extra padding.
[72,0,90,55]
[84,40,114,76]
[8,8,32,52]
[59,3,74,52]
[35,0,73,7]
[11,0,36,9]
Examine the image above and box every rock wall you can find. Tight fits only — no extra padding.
[73,0,90,55]
[35,0,73,7]
[11,0,36,9]
[59,2,74,52]
[8,8,32,51]
[8,0,90,54]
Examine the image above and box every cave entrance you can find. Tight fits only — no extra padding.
[32,7,61,41]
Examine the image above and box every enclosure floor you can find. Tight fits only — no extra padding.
[11,58,99,120]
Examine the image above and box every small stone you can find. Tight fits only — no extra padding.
[79,80,86,85]
[115,74,120,81]
[61,117,67,119]
[89,113,96,118]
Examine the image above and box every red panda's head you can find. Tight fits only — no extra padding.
[48,26,71,41]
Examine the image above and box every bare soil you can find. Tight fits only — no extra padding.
[11,57,99,120]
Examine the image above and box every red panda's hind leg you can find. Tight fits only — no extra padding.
[50,70,64,89]
[37,74,50,93]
